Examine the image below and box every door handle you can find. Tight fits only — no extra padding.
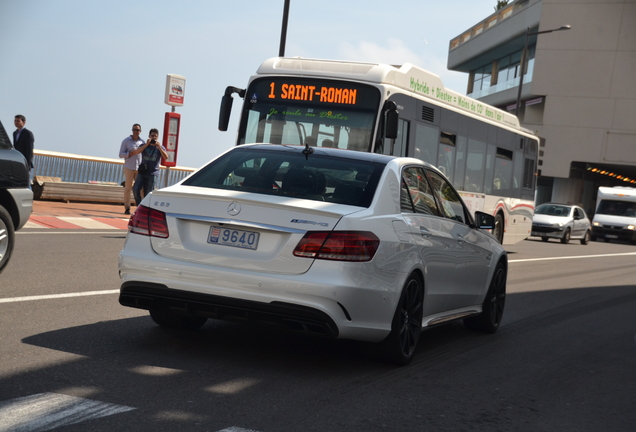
[419,227,431,238]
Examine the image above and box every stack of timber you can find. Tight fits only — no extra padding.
[33,176,134,205]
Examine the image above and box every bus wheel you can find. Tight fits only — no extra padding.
[492,213,504,244]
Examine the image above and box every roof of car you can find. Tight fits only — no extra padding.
[236,144,443,175]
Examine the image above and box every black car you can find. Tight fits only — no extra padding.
[0,119,33,273]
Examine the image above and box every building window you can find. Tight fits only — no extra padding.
[468,46,536,98]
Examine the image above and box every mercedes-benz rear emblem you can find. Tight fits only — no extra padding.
[227,201,241,216]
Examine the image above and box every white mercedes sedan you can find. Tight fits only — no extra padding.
[119,144,507,364]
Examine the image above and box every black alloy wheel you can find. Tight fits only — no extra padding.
[464,261,506,333]
[381,274,424,365]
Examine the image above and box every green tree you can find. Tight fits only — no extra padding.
[494,0,509,11]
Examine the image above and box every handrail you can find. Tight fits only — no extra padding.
[32,149,196,186]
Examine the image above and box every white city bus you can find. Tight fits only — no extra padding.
[219,57,539,244]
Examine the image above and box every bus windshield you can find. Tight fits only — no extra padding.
[237,78,381,152]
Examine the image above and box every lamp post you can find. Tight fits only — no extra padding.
[278,0,291,57]
[514,25,571,118]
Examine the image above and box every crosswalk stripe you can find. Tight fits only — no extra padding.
[58,217,120,229]
[0,393,135,431]
[25,217,128,230]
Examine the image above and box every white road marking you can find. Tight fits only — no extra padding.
[218,428,262,432]
[0,393,134,432]
[0,290,119,304]
[509,251,636,263]
[17,232,125,235]
[58,217,119,229]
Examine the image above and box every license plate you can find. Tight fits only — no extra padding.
[208,227,260,250]
[605,234,618,239]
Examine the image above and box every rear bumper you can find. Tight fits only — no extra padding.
[118,234,402,342]
[120,282,339,337]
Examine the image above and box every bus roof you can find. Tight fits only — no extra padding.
[256,57,522,130]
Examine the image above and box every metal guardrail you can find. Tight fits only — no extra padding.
[32,149,196,187]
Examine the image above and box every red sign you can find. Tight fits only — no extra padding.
[161,112,181,167]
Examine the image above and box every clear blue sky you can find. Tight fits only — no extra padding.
[1,0,497,169]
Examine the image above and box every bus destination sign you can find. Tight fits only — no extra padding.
[249,78,380,107]
[269,82,358,105]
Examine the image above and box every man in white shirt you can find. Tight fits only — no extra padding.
[118,124,145,215]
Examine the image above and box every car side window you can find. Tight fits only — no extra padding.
[400,167,440,216]
[426,169,468,224]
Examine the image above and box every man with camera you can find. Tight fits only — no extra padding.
[132,128,168,207]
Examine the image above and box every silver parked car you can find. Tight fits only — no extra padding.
[531,203,591,244]
[119,144,507,364]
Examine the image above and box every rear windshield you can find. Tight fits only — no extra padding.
[535,204,571,216]
[597,200,636,217]
[183,147,385,207]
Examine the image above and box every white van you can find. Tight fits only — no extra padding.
[591,187,636,244]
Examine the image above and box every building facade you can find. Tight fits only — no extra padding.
[447,0,636,214]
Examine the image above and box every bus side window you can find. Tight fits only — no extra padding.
[465,139,486,193]
[392,119,410,157]
[453,136,467,190]
[483,144,496,194]
[414,123,439,165]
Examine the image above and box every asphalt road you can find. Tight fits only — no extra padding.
[1,225,635,431]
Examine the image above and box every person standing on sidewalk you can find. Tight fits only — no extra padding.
[13,115,35,187]
[132,128,168,206]
[118,124,144,215]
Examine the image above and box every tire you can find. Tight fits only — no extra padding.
[492,213,504,244]
[150,307,207,330]
[0,205,16,275]
[541,237,549,242]
[464,261,506,333]
[604,238,611,243]
[560,228,571,244]
[380,273,424,365]
[580,230,590,245]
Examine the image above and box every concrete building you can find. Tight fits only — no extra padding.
[447,0,636,214]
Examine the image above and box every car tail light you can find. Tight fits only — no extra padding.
[293,231,379,262]
[128,205,169,238]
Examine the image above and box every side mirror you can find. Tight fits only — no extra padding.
[384,101,398,139]
[474,211,495,230]
[218,86,246,132]
[218,93,233,132]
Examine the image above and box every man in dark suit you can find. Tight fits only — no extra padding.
[13,114,35,170]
